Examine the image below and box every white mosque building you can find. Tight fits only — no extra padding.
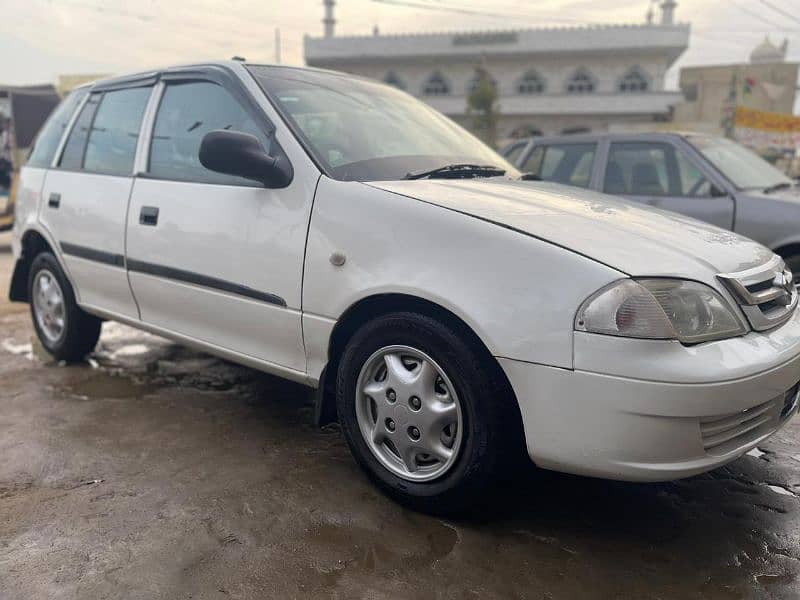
[304,1,690,142]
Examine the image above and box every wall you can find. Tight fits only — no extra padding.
[674,62,799,127]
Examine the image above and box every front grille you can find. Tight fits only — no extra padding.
[718,255,798,332]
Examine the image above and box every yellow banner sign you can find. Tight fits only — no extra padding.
[735,106,800,133]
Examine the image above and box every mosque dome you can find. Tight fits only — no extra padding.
[750,37,787,64]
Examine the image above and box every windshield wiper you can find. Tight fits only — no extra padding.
[763,182,793,194]
[520,172,542,181]
[404,163,506,180]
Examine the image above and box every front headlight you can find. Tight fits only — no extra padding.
[575,279,747,344]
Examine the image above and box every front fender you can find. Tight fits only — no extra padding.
[302,177,623,370]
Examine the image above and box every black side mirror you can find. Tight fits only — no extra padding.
[199,130,292,188]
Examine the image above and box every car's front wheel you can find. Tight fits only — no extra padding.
[336,311,516,513]
[28,252,102,362]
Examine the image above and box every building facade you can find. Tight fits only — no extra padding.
[304,2,689,145]
[673,38,798,135]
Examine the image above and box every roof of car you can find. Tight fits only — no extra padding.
[516,131,715,145]
[77,61,375,93]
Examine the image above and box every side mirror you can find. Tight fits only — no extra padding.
[199,130,292,188]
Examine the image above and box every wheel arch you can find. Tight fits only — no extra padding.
[9,228,58,302]
[774,241,800,263]
[313,293,524,447]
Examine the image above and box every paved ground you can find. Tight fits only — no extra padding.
[1,231,799,599]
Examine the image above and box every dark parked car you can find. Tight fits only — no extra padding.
[502,132,800,281]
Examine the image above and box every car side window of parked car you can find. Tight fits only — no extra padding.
[605,141,711,197]
[148,81,272,187]
[27,88,88,168]
[58,88,152,175]
[58,92,102,171]
[503,141,528,165]
[522,143,596,188]
[82,87,152,176]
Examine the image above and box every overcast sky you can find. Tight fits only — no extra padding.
[1,0,799,110]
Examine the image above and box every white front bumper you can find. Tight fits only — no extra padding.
[500,309,800,482]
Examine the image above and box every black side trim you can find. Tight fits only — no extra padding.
[126,258,287,307]
[61,242,125,267]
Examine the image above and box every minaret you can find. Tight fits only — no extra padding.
[323,0,336,38]
[660,0,677,25]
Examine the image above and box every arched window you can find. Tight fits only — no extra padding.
[517,70,546,95]
[383,71,406,91]
[618,67,649,93]
[466,71,497,95]
[422,72,450,96]
[565,68,596,94]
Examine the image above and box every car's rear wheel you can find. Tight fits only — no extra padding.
[336,311,515,514]
[28,252,101,362]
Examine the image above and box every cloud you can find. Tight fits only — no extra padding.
[1,0,798,115]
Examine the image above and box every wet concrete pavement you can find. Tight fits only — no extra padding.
[1,231,799,599]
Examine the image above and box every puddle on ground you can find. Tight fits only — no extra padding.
[305,513,459,577]
[58,371,160,400]
[50,322,261,400]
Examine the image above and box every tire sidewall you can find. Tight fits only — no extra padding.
[337,314,496,501]
[28,252,74,355]
[784,254,800,281]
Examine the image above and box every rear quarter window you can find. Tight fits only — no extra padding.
[26,89,87,169]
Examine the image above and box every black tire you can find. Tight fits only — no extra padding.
[28,252,101,362]
[784,254,800,286]
[336,311,517,514]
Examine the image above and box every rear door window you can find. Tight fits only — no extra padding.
[521,143,596,188]
[27,89,88,169]
[148,81,271,186]
[83,87,152,176]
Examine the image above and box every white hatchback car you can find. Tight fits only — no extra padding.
[10,62,800,512]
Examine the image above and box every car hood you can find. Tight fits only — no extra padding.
[368,178,774,282]
[742,185,800,204]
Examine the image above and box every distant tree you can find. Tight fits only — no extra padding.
[466,66,499,149]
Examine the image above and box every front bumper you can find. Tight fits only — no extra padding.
[500,310,800,482]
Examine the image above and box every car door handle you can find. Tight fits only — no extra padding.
[139,206,159,226]
[48,193,61,209]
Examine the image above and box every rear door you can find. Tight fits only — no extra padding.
[602,140,734,229]
[520,142,597,189]
[124,69,311,373]
[39,80,154,318]
[14,89,88,240]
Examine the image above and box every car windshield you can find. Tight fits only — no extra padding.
[687,135,791,191]
[247,66,517,182]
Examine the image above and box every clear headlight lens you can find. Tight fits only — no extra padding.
[575,279,747,344]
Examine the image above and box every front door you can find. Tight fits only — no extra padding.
[125,73,313,373]
[39,84,153,318]
[602,140,735,230]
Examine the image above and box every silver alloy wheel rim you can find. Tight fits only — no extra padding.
[355,345,463,482]
[33,269,66,343]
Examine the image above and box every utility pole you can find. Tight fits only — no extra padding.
[275,28,281,64]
